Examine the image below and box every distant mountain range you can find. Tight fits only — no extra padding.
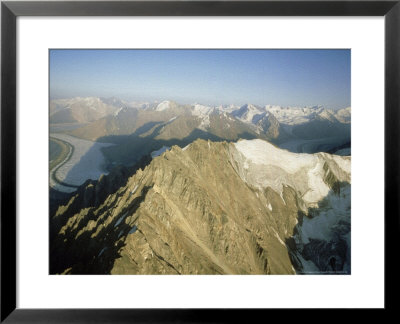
[50,97,350,129]
[50,97,350,168]
[50,97,123,124]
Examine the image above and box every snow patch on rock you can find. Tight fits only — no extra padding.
[155,101,171,111]
[233,139,350,205]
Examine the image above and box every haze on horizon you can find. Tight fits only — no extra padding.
[50,49,351,110]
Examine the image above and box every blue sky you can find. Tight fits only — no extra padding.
[50,49,350,109]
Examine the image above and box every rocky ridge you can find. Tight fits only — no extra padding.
[50,139,351,275]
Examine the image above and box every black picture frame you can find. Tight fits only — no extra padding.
[1,0,399,322]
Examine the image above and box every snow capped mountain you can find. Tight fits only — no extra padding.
[52,96,351,157]
[264,105,351,126]
[232,103,266,124]
[51,96,351,127]
[191,104,215,116]
[231,139,351,273]
[215,104,240,113]
[254,112,286,140]
[265,105,326,125]
[128,101,152,110]
[334,107,351,124]
[317,109,338,122]
[190,104,215,130]
[228,104,286,140]
[81,96,101,105]
[155,100,172,111]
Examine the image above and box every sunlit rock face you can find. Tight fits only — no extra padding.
[50,139,350,275]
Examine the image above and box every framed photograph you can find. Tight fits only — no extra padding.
[1,0,398,321]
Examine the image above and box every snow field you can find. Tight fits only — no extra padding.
[234,139,350,204]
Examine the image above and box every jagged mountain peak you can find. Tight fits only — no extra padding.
[51,137,351,275]
[232,103,266,124]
